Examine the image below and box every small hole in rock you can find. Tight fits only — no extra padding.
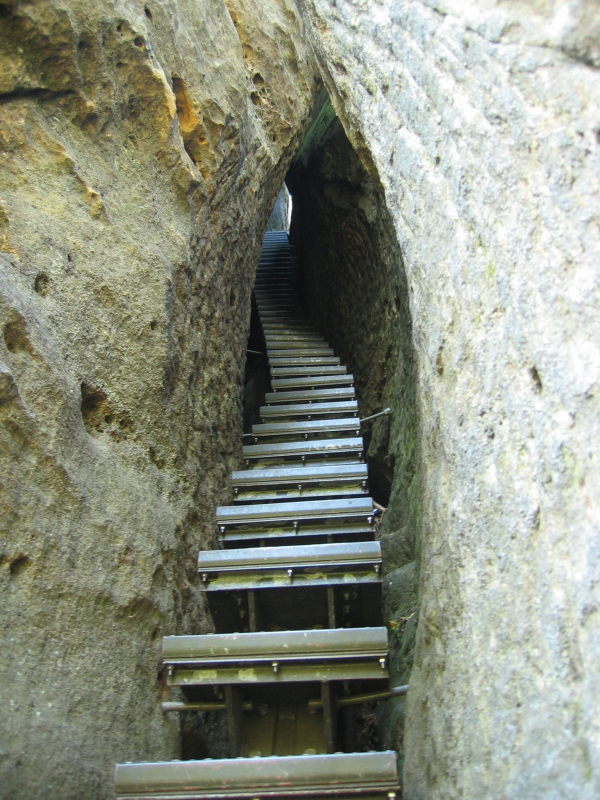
[149,447,165,468]
[116,22,123,32]
[134,36,144,47]
[435,345,444,376]
[149,319,157,330]
[229,289,236,307]
[3,318,35,355]
[144,5,152,19]
[250,91,261,106]
[9,553,31,577]
[34,272,50,296]
[529,365,542,393]
[81,382,115,435]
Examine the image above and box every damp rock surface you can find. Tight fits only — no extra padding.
[0,2,318,797]
[295,1,600,798]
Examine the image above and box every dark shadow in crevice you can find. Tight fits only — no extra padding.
[242,294,270,435]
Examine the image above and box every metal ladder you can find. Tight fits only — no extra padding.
[114,231,401,799]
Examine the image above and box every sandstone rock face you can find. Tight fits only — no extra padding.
[0,2,317,797]
[295,1,600,798]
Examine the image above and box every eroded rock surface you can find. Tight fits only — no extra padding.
[0,2,317,797]
[295,1,600,798]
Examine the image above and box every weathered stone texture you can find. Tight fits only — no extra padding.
[296,1,600,798]
[0,1,317,797]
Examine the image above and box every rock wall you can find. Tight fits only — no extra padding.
[0,1,317,797]
[295,1,600,798]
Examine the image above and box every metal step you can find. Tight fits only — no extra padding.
[268,356,340,367]
[247,417,361,443]
[266,340,329,349]
[264,386,356,404]
[198,541,381,589]
[215,497,375,538]
[242,436,363,466]
[264,332,324,341]
[233,484,368,503]
[260,401,358,421]
[197,542,383,632]
[220,523,374,547]
[267,348,334,358]
[231,461,367,497]
[271,365,347,378]
[266,340,328,347]
[263,325,319,334]
[260,316,311,325]
[271,374,354,391]
[163,626,389,686]
[115,751,400,800]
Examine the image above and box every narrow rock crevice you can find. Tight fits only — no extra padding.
[286,93,420,757]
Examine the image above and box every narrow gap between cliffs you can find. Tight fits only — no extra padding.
[242,90,421,764]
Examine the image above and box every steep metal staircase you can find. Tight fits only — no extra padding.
[114,231,401,799]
